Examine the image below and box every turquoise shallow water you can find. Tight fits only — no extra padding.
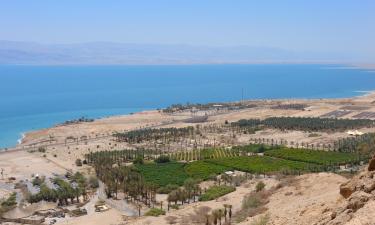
[0,64,375,148]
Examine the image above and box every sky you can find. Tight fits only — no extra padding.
[0,0,374,61]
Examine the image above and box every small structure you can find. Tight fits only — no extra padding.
[224,171,235,176]
[95,205,110,212]
[68,208,87,217]
[346,130,364,136]
[95,201,110,212]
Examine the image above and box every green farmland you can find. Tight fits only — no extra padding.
[265,148,359,165]
[205,156,314,173]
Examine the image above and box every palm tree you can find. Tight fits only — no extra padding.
[212,210,219,225]
[183,178,198,203]
[228,204,232,222]
[137,203,142,217]
[223,204,228,222]
[218,209,223,225]
[168,190,178,206]
[205,214,210,225]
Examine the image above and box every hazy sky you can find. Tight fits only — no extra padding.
[1,0,374,61]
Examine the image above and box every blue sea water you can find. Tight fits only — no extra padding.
[1,64,375,148]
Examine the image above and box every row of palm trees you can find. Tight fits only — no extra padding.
[93,156,158,207]
[336,133,375,154]
[231,117,374,132]
[249,135,375,156]
[113,127,194,144]
[85,148,162,165]
[249,138,335,151]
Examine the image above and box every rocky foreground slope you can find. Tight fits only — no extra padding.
[318,155,375,225]
[242,156,375,225]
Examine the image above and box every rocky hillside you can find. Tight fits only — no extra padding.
[318,155,375,225]
[240,156,375,225]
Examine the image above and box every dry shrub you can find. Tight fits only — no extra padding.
[234,190,271,223]
[250,214,270,225]
[270,175,299,193]
[180,206,211,224]
[165,216,178,224]
[256,181,266,192]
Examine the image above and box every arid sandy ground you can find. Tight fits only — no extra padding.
[53,209,124,225]
[247,173,348,225]
[0,151,66,181]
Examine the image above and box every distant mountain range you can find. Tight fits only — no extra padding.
[0,41,359,65]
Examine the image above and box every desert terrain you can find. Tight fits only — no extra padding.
[1,92,375,225]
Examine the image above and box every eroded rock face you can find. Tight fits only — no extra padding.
[326,209,353,225]
[326,163,375,225]
[346,191,372,212]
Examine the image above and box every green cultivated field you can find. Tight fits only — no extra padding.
[135,146,359,189]
[137,161,231,187]
[206,156,313,173]
[185,161,230,180]
[264,148,359,165]
[136,162,189,187]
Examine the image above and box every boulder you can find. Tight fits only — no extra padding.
[340,182,354,199]
[368,155,375,171]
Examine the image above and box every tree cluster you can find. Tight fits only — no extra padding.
[232,117,374,132]
[28,172,89,205]
[113,127,194,143]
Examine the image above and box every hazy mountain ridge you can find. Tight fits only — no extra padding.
[0,41,356,65]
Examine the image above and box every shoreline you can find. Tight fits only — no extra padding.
[0,109,156,152]
[1,89,374,152]
[1,63,374,150]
